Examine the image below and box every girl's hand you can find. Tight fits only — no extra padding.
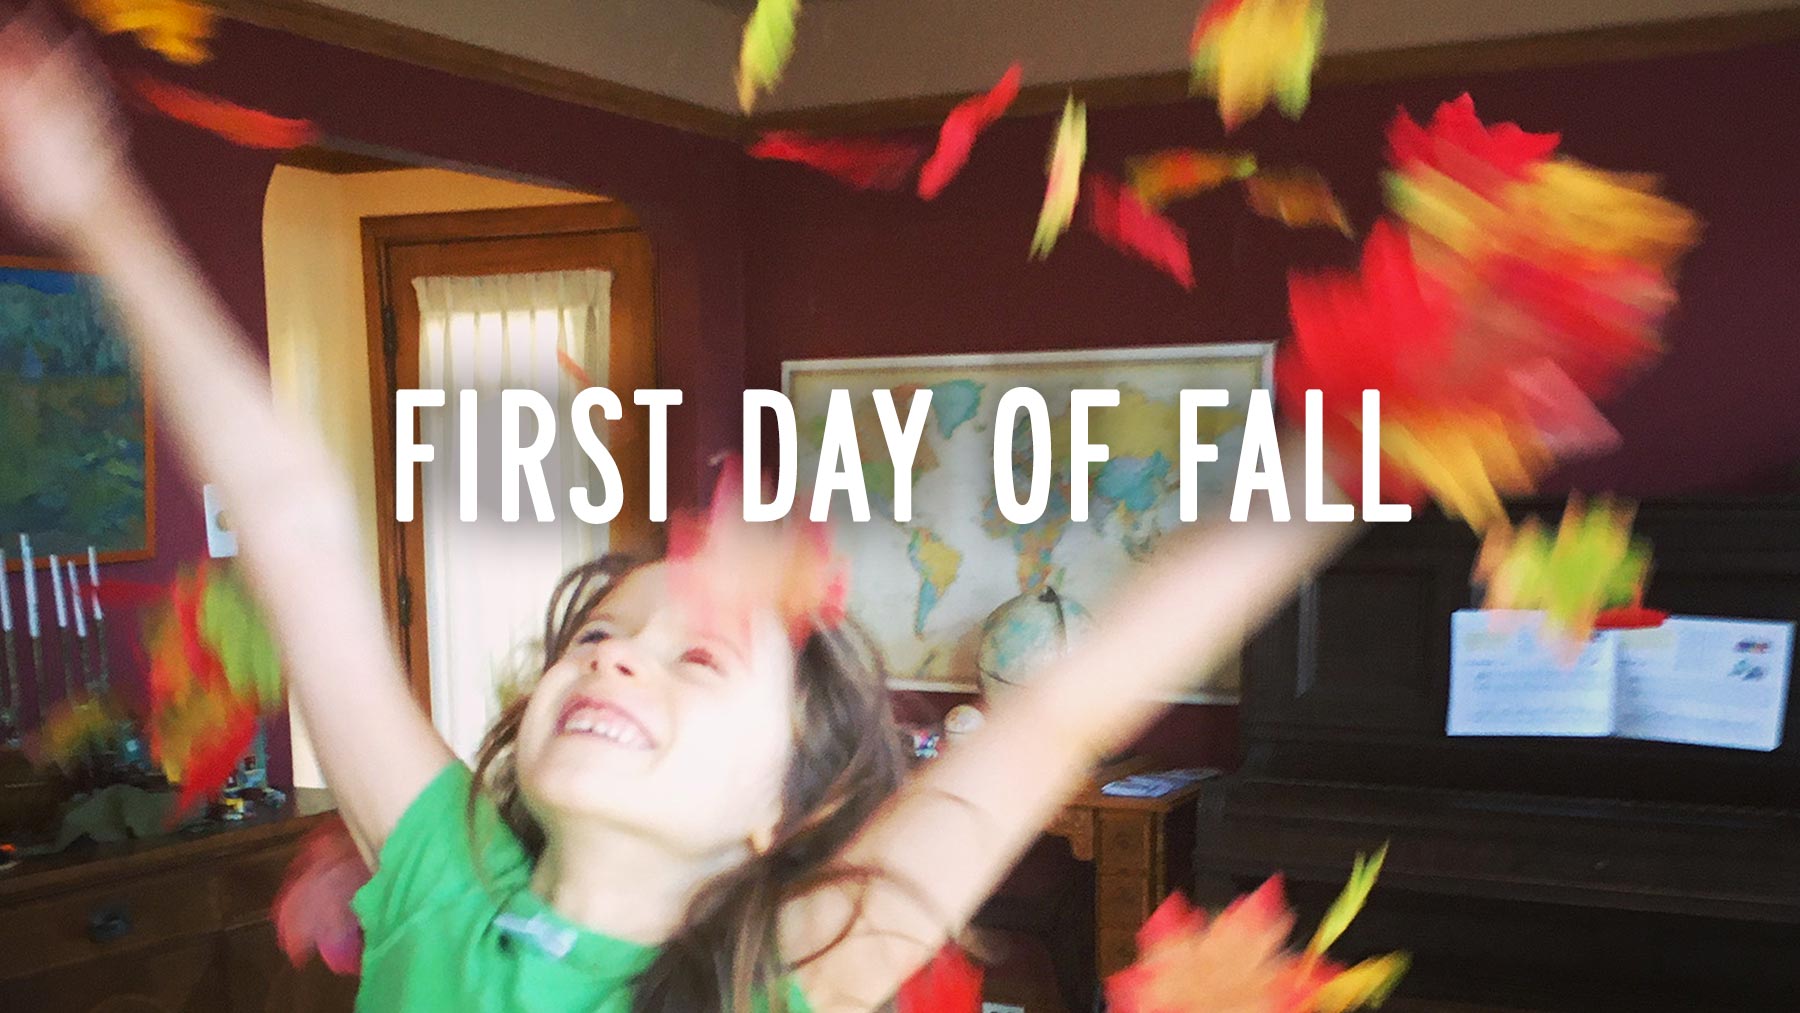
[0,11,130,240]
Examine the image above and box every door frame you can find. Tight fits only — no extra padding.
[360,200,657,706]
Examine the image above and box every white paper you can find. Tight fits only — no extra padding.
[1448,610,1617,737]
[1448,610,1793,751]
[1615,618,1793,752]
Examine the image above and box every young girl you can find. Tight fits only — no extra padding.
[0,17,1357,1012]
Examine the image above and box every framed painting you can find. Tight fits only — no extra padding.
[784,342,1273,703]
[0,256,156,566]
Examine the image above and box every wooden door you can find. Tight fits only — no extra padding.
[362,201,657,707]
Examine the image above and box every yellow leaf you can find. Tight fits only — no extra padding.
[1306,844,1387,958]
[1309,953,1412,1012]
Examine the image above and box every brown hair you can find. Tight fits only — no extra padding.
[469,554,909,1013]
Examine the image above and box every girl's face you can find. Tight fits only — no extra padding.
[514,563,799,858]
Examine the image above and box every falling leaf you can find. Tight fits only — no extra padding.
[748,131,927,190]
[1109,853,1407,1013]
[1125,148,1257,208]
[73,0,215,65]
[897,945,984,1013]
[1246,166,1353,235]
[666,457,848,648]
[918,63,1022,199]
[1305,845,1386,960]
[1474,496,1652,645]
[1030,95,1086,259]
[1084,172,1194,288]
[1190,0,1325,131]
[274,817,370,975]
[122,71,320,149]
[736,0,801,113]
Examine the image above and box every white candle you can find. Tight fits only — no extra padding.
[87,546,103,621]
[67,562,87,638]
[0,547,12,633]
[20,536,38,640]
[49,553,67,629]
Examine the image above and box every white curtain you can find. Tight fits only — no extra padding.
[413,270,612,760]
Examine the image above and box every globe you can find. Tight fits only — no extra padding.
[976,586,1094,698]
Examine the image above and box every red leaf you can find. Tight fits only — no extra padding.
[1594,606,1668,630]
[1387,93,1560,197]
[898,945,984,1013]
[1083,172,1194,289]
[171,702,256,814]
[918,63,1021,199]
[749,131,927,190]
[121,70,320,149]
[274,817,370,975]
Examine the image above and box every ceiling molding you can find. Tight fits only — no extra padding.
[209,2,1799,141]
[749,6,1800,133]
[205,0,745,140]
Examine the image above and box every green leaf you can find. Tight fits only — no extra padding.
[1307,843,1388,957]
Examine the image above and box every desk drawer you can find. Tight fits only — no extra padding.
[0,867,221,978]
[1097,872,1151,929]
[1097,811,1154,873]
[1098,925,1138,979]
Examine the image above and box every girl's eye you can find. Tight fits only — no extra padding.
[576,627,612,646]
[680,647,722,672]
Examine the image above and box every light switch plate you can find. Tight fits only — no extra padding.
[204,484,239,558]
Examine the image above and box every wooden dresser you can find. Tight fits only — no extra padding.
[0,796,358,1013]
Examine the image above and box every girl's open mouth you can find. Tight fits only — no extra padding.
[555,695,656,750]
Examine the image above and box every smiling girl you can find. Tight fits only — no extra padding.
[0,15,1357,1012]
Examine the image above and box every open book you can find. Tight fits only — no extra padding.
[1447,610,1795,751]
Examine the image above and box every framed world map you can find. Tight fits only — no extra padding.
[784,342,1273,703]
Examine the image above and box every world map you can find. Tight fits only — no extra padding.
[788,348,1267,699]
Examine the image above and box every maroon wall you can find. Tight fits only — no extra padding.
[6,22,1796,786]
[745,39,1800,770]
[3,19,750,784]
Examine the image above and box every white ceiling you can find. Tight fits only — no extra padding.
[307,0,1800,114]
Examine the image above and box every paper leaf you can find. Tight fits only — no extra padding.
[122,71,321,149]
[1190,0,1325,131]
[736,0,801,113]
[748,131,927,190]
[666,457,848,648]
[1030,95,1086,259]
[918,63,1021,200]
[1306,844,1386,958]
[1310,953,1413,1013]
[1246,166,1353,235]
[1125,148,1257,208]
[73,0,216,65]
[897,945,984,1013]
[1473,497,1652,644]
[1083,172,1195,288]
[274,817,370,975]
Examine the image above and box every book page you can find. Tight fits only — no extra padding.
[1614,618,1794,752]
[1447,610,1618,737]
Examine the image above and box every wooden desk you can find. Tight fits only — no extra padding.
[1043,758,1204,981]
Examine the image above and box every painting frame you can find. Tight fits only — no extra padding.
[783,341,1275,704]
[1,254,158,570]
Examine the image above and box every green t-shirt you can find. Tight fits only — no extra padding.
[351,762,809,1013]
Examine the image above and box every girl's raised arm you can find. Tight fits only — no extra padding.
[0,19,449,863]
[787,466,1359,1011]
